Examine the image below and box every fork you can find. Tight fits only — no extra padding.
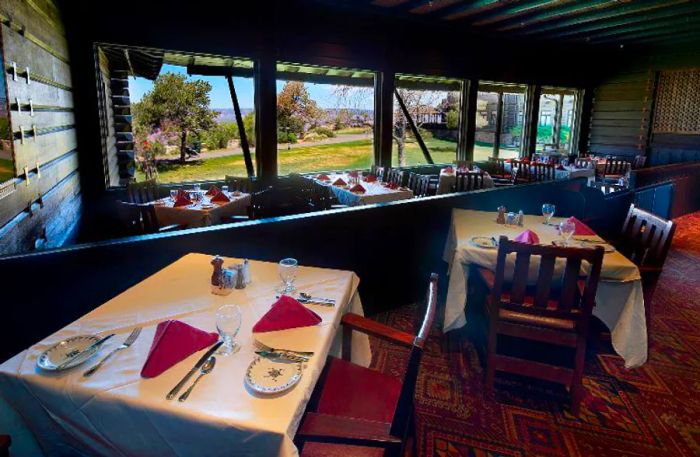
[253,340,314,357]
[255,350,310,363]
[83,327,142,377]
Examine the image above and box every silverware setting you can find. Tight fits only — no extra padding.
[57,333,116,370]
[255,350,309,363]
[167,341,223,400]
[299,292,336,306]
[178,357,216,402]
[253,340,314,358]
[84,328,142,377]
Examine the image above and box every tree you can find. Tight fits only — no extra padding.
[277,82,322,137]
[393,89,442,166]
[134,72,217,164]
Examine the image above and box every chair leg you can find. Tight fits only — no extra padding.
[569,336,588,416]
[485,323,498,394]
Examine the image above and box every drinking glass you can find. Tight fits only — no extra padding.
[559,220,576,246]
[222,185,229,194]
[278,258,298,294]
[216,305,242,355]
[542,203,556,225]
[194,183,201,192]
[170,190,177,202]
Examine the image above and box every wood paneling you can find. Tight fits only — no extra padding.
[12,128,77,174]
[1,24,72,87]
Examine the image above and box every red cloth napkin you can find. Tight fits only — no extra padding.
[348,171,359,178]
[514,229,540,244]
[205,185,220,196]
[141,320,219,378]
[176,189,189,199]
[387,182,399,190]
[443,166,454,173]
[364,174,377,183]
[521,158,530,163]
[252,295,322,333]
[568,217,596,236]
[211,191,230,203]
[350,183,366,193]
[173,194,192,207]
[317,174,330,181]
[333,178,347,186]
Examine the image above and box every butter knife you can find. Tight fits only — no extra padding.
[166,341,223,400]
[57,333,115,370]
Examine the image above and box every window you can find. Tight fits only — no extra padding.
[392,74,463,166]
[97,45,256,185]
[475,82,527,160]
[537,88,578,154]
[275,63,375,175]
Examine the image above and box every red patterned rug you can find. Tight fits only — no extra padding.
[369,212,700,457]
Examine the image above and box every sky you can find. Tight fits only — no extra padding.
[128,64,374,110]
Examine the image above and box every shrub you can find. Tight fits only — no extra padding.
[446,110,459,130]
[311,126,336,138]
[277,130,298,144]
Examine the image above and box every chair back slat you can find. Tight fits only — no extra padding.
[127,180,158,204]
[488,157,507,177]
[225,176,253,193]
[575,158,592,169]
[619,204,676,268]
[509,251,531,304]
[534,255,556,308]
[532,163,555,181]
[604,157,629,176]
[454,171,485,192]
[559,257,582,311]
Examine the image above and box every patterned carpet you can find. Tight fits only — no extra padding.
[369,212,700,457]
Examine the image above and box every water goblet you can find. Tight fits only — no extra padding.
[194,183,201,192]
[216,305,242,355]
[542,203,556,225]
[222,185,229,194]
[278,258,298,294]
[559,220,576,246]
[170,190,178,202]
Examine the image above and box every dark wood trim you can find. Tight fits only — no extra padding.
[394,88,434,164]
[254,55,277,180]
[576,87,594,156]
[494,92,504,158]
[226,75,255,178]
[377,70,395,168]
[458,79,474,162]
[523,84,542,159]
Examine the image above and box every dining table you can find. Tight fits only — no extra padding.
[443,209,647,369]
[436,168,495,195]
[0,253,371,457]
[153,191,251,228]
[316,173,414,206]
[504,161,596,181]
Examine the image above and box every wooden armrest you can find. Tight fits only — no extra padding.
[297,412,400,447]
[158,224,187,232]
[341,313,414,347]
[638,265,663,274]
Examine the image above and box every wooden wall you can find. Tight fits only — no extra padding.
[0,0,81,255]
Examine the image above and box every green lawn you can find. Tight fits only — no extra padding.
[138,137,522,184]
[0,158,13,182]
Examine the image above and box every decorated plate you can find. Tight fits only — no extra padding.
[37,335,101,371]
[200,203,216,209]
[471,236,498,249]
[580,240,616,253]
[245,356,302,395]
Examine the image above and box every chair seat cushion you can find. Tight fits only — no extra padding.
[316,357,402,422]
[301,442,384,457]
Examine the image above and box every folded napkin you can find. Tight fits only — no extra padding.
[173,194,192,207]
[252,295,322,333]
[514,229,540,244]
[349,183,366,193]
[387,182,399,190]
[333,178,347,186]
[317,173,330,181]
[176,189,190,199]
[443,166,454,173]
[348,171,359,178]
[567,217,596,236]
[364,174,377,183]
[211,191,230,203]
[141,320,219,378]
[205,185,220,196]
[521,158,530,163]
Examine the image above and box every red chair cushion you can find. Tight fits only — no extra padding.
[316,357,402,422]
[301,442,384,457]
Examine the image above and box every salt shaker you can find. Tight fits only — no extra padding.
[234,264,246,289]
[243,259,251,284]
[517,210,525,227]
[496,206,506,224]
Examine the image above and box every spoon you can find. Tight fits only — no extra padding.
[178,357,216,402]
[299,292,335,305]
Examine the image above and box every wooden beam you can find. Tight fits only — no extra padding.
[498,0,619,32]
[573,15,700,42]
[458,79,475,162]
[493,92,504,158]
[574,88,592,157]
[254,55,277,180]
[592,23,700,44]
[435,0,519,21]
[520,0,691,36]
[523,85,541,159]
[471,0,564,27]
[394,89,434,164]
[226,75,255,178]
[376,70,395,168]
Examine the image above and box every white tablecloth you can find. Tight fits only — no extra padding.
[0,253,371,457]
[443,210,646,368]
[319,173,413,206]
[154,193,251,228]
[436,170,495,195]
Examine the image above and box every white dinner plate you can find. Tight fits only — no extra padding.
[37,335,101,371]
[471,236,498,249]
[245,356,302,395]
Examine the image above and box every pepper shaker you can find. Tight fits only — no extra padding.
[496,206,506,224]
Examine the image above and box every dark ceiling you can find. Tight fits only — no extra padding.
[314,0,700,48]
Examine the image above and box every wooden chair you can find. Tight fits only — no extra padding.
[224,175,253,193]
[454,160,472,170]
[414,174,438,197]
[602,157,629,182]
[574,158,593,169]
[296,274,439,457]
[531,163,555,182]
[370,164,385,180]
[126,179,158,204]
[616,204,676,344]
[117,202,186,235]
[632,155,647,169]
[475,236,604,415]
[406,172,422,195]
[386,168,406,186]
[453,171,485,192]
[511,160,532,183]
[590,181,625,195]
[487,157,508,179]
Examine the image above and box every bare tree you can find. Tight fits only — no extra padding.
[393,89,442,166]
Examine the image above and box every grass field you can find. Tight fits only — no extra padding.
[139,137,521,183]
[0,158,13,182]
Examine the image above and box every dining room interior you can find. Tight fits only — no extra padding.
[0,0,699,456]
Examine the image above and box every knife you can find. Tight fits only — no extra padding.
[57,333,115,370]
[166,341,223,400]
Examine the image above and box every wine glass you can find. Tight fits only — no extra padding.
[169,190,177,202]
[222,185,229,194]
[278,258,298,294]
[542,203,556,225]
[194,183,201,192]
[216,305,242,355]
[559,220,576,246]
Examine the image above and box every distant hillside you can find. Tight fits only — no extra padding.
[214,108,254,123]
[214,107,374,124]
